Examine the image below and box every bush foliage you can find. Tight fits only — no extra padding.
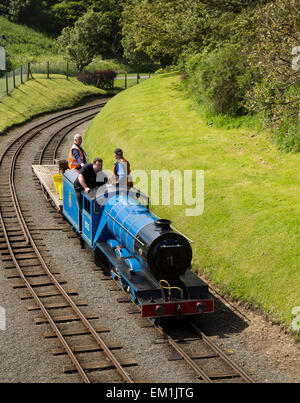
[76,69,117,89]
[179,0,299,151]
[184,45,261,116]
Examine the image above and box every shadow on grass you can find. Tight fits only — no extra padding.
[0,97,27,118]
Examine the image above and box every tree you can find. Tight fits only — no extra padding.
[8,0,47,24]
[0,0,9,17]
[7,0,59,34]
[246,0,300,150]
[51,1,90,29]
[121,0,269,67]
[56,9,110,72]
[122,0,211,67]
[52,0,124,55]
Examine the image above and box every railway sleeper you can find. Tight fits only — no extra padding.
[198,372,241,381]
[11,276,67,288]
[63,359,137,374]
[26,300,87,311]
[7,270,60,279]
[20,289,78,299]
[1,247,49,255]
[52,342,123,356]
[168,351,230,361]
[34,313,99,324]
[44,326,110,339]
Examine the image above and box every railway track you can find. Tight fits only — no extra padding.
[0,103,137,383]
[0,101,255,384]
[154,320,253,383]
[108,275,254,383]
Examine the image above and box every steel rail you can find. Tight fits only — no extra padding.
[110,276,253,383]
[189,320,254,383]
[109,276,212,382]
[39,112,98,164]
[0,211,91,383]
[0,103,106,244]
[152,322,213,383]
[0,103,134,383]
[39,103,106,164]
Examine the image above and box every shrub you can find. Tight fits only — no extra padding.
[275,116,300,153]
[184,45,261,116]
[245,0,300,152]
[95,69,117,89]
[76,69,117,89]
[76,72,96,86]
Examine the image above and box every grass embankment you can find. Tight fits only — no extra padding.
[0,16,56,68]
[84,73,300,332]
[0,16,140,75]
[0,75,106,134]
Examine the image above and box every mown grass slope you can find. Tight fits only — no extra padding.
[0,16,56,68]
[0,75,105,134]
[83,73,300,331]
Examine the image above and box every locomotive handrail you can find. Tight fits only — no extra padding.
[170,226,194,244]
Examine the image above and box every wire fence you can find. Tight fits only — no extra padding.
[0,60,153,98]
[30,61,76,78]
[0,63,29,97]
[114,72,152,89]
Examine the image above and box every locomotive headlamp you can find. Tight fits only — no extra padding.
[155,305,166,316]
[196,302,206,313]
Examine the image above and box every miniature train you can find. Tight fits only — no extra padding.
[62,169,214,319]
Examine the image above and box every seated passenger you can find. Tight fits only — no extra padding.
[74,158,107,231]
[109,148,133,188]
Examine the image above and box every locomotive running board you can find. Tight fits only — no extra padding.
[96,242,163,300]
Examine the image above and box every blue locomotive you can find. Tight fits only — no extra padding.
[62,169,214,319]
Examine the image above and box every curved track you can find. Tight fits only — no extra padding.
[0,103,135,383]
[109,276,254,383]
[0,101,255,384]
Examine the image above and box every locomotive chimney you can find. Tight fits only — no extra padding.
[154,219,171,229]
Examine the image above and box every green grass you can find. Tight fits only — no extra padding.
[0,17,138,75]
[83,72,300,333]
[0,16,56,68]
[113,77,148,90]
[0,75,106,134]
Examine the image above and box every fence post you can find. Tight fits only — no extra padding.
[66,62,69,80]
[47,61,50,79]
[13,69,15,89]
[125,71,127,89]
[28,62,33,79]
[27,63,30,79]
[21,65,23,83]
[5,73,8,95]
[137,72,139,84]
